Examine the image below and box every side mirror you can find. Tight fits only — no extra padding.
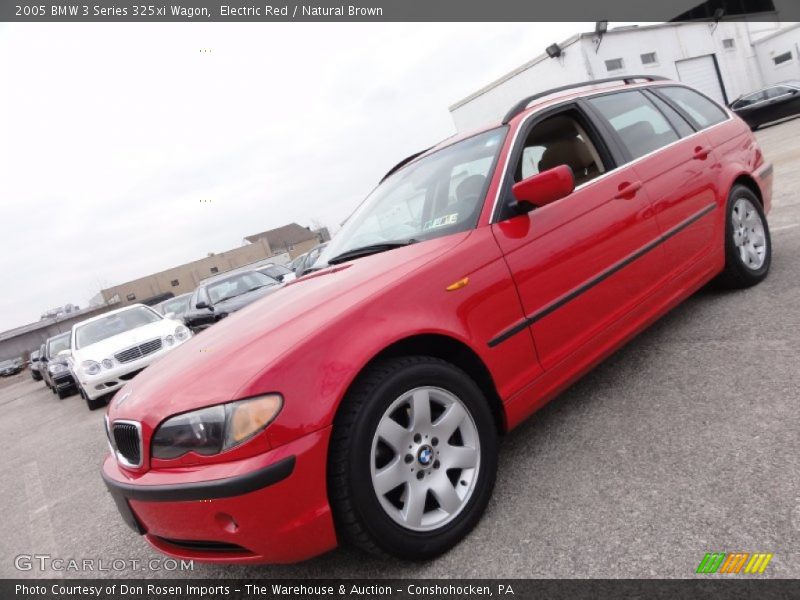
[195,301,213,311]
[511,165,575,212]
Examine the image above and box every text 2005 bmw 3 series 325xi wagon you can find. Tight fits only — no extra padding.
[101,76,772,564]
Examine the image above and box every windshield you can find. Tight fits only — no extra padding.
[76,306,161,349]
[47,333,71,357]
[317,128,506,267]
[205,271,275,304]
[157,295,191,316]
[259,265,291,279]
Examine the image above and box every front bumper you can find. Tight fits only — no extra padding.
[101,426,337,564]
[81,340,189,400]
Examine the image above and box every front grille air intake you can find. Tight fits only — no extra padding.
[115,338,163,363]
[112,422,141,467]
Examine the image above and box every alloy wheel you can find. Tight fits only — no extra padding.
[369,386,480,532]
[731,197,768,270]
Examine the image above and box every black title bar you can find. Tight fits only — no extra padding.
[4,0,800,22]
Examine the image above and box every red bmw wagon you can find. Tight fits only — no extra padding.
[102,76,773,563]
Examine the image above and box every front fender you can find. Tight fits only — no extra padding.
[245,227,541,450]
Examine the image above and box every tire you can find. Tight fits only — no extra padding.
[85,393,105,410]
[715,185,771,289]
[328,356,498,560]
[79,384,104,410]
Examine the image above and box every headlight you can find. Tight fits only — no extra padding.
[151,394,283,460]
[48,363,66,374]
[101,358,114,369]
[164,335,175,346]
[174,325,190,341]
[81,360,100,376]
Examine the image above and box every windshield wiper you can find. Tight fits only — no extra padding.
[326,239,419,265]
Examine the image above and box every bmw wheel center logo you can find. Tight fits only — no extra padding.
[417,445,434,466]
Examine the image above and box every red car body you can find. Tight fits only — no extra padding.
[102,78,772,563]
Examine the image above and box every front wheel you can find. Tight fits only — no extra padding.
[79,384,104,410]
[328,356,498,560]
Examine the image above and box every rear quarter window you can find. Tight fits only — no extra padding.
[658,86,728,130]
[588,90,680,160]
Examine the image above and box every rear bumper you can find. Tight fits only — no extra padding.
[101,426,337,564]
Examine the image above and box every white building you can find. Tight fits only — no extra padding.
[450,21,800,132]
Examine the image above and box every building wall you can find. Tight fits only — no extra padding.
[450,22,797,132]
[101,238,272,307]
[752,24,800,85]
[450,36,589,132]
[581,22,759,105]
[0,305,113,362]
[288,238,322,259]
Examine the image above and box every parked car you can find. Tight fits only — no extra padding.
[289,252,308,274]
[40,332,76,399]
[70,304,192,410]
[102,77,772,564]
[0,358,23,377]
[254,263,297,283]
[182,270,281,333]
[730,81,800,129]
[29,349,43,381]
[295,242,329,277]
[153,293,193,323]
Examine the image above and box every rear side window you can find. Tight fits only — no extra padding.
[658,87,728,129]
[647,93,694,137]
[588,91,679,160]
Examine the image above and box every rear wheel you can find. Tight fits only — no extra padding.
[328,356,498,560]
[715,185,771,289]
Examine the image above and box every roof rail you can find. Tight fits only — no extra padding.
[502,75,669,124]
[380,146,433,182]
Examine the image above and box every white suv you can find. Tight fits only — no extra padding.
[68,304,191,410]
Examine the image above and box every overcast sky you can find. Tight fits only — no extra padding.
[0,21,626,332]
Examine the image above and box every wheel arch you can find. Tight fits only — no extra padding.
[731,173,764,206]
[347,333,507,436]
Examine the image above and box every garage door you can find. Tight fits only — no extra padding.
[675,55,726,105]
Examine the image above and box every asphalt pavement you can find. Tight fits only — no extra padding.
[1,118,798,579]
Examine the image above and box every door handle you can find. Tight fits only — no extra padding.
[693,145,711,160]
[614,180,642,200]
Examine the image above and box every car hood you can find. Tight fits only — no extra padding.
[108,233,469,424]
[74,319,177,362]
[212,284,281,313]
